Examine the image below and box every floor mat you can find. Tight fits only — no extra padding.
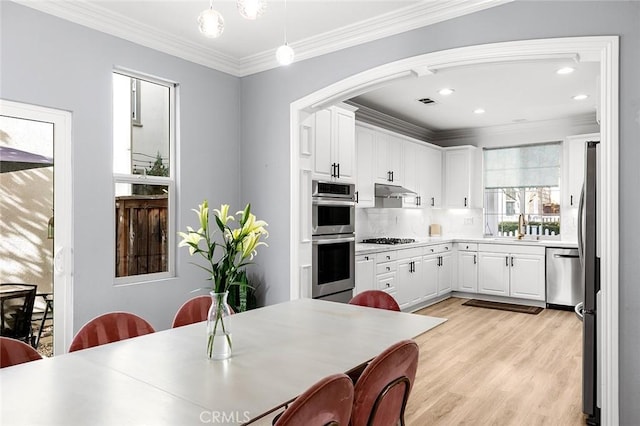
[462,299,543,315]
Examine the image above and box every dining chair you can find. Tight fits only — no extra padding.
[171,295,235,328]
[0,336,42,368]
[68,312,155,352]
[274,373,354,426]
[350,339,419,426]
[348,290,401,312]
[0,284,38,345]
[30,293,53,348]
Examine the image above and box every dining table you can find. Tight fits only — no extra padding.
[0,298,446,425]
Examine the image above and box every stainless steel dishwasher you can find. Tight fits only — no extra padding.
[546,247,582,308]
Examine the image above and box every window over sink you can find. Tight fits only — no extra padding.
[483,142,561,238]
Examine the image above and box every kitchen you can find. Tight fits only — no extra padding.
[306,54,601,424]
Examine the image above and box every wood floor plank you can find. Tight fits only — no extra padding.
[406,297,586,426]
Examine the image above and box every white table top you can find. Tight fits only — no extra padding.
[0,298,445,425]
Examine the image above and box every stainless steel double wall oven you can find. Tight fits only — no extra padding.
[312,181,355,303]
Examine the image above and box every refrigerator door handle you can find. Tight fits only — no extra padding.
[574,301,584,321]
[577,185,585,266]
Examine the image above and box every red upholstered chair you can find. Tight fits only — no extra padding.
[0,336,42,368]
[348,290,401,312]
[274,373,354,426]
[171,295,235,328]
[350,339,419,426]
[68,312,155,352]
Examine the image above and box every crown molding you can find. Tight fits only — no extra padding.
[13,0,511,77]
[348,101,437,143]
[435,111,600,141]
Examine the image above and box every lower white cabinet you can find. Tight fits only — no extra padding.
[456,243,478,293]
[477,244,545,301]
[422,243,453,299]
[355,254,375,295]
[396,248,423,309]
[374,251,398,299]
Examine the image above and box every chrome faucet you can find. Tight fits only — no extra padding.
[517,213,526,239]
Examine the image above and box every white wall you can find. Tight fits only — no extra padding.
[1,2,241,331]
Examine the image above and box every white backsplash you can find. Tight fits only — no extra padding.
[356,208,483,241]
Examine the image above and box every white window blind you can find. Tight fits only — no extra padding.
[483,142,561,188]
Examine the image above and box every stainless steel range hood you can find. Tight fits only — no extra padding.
[374,183,417,208]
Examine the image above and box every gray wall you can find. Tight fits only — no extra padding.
[239,1,639,423]
[0,2,241,331]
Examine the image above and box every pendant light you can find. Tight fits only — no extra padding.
[237,0,267,20]
[198,0,224,38]
[276,0,294,66]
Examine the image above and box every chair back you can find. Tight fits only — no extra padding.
[349,290,401,312]
[1,284,37,342]
[275,373,354,426]
[172,295,236,328]
[0,336,42,368]
[351,339,419,426]
[69,312,155,352]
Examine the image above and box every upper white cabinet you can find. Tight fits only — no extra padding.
[563,133,600,208]
[312,105,357,183]
[424,145,443,208]
[374,132,403,185]
[443,146,479,208]
[355,125,375,207]
[402,141,425,207]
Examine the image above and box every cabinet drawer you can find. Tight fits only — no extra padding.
[396,247,422,260]
[377,273,396,292]
[423,244,452,255]
[376,261,397,275]
[457,242,478,251]
[376,251,397,263]
[356,254,374,262]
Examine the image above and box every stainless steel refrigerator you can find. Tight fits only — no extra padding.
[576,141,601,425]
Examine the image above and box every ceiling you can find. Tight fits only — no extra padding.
[350,60,600,132]
[14,0,599,133]
[14,0,508,76]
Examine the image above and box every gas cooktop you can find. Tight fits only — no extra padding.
[361,238,416,245]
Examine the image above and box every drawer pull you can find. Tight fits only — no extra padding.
[386,266,390,271]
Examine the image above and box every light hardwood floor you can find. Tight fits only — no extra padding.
[406,297,586,426]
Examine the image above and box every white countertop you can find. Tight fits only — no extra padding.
[356,237,578,255]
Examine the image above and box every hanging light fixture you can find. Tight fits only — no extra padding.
[276,0,294,66]
[237,0,267,20]
[198,0,225,38]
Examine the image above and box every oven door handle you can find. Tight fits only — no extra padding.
[312,198,356,206]
[312,235,356,244]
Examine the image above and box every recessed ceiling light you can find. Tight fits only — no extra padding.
[438,88,455,96]
[556,67,575,75]
[573,94,589,100]
[473,108,485,114]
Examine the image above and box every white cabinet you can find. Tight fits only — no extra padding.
[355,125,375,207]
[396,248,423,309]
[374,251,398,299]
[312,105,356,183]
[456,242,478,293]
[424,146,442,208]
[443,146,479,208]
[422,243,453,299]
[355,254,375,295]
[374,132,403,185]
[401,141,424,207]
[564,133,600,208]
[477,244,545,301]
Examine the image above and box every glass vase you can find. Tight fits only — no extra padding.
[206,291,232,360]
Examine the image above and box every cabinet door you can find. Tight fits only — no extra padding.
[402,141,421,207]
[457,251,478,293]
[334,108,355,182]
[355,126,375,207]
[438,252,453,295]
[444,148,470,208]
[313,109,333,180]
[424,146,442,208]
[396,259,413,308]
[374,131,402,184]
[509,253,545,301]
[421,254,439,300]
[387,134,403,185]
[355,254,375,295]
[478,252,510,296]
